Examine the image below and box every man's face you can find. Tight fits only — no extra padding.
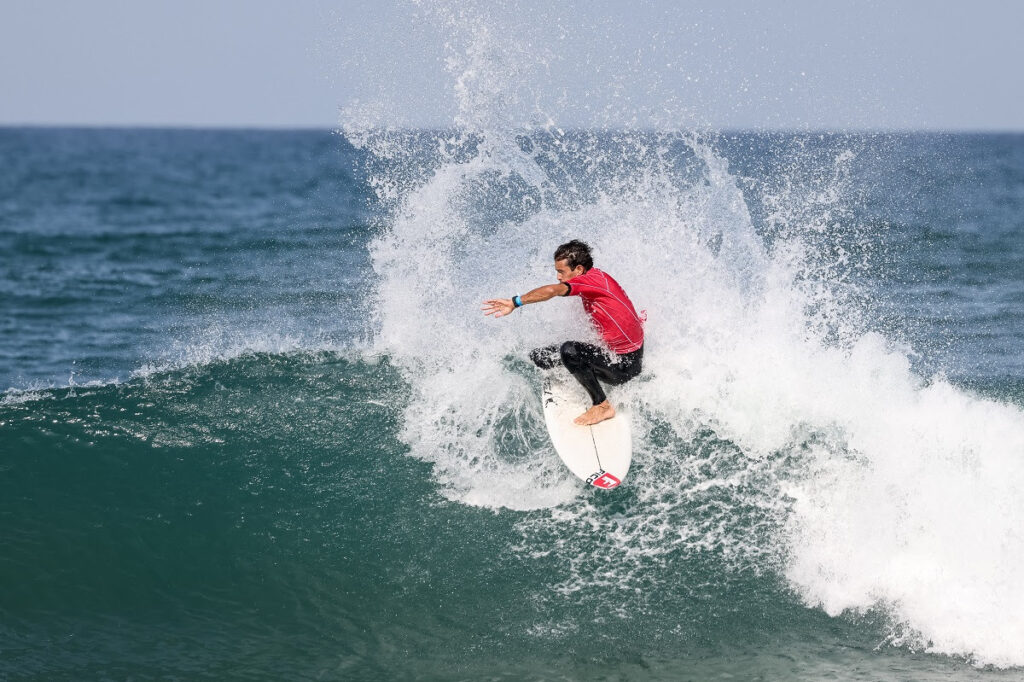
[555,259,584,283]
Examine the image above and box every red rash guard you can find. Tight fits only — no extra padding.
[564,267,644,354]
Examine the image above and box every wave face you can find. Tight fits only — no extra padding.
[4,8,1024,682]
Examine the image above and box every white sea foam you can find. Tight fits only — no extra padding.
[132,328,351,380]
[1,385,60,406]
[345,2,1024,667]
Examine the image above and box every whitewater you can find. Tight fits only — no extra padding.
[345,2,1024,669]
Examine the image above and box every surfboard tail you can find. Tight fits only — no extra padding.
[586,470,622,489]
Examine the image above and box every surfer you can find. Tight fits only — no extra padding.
[482,240,644,426]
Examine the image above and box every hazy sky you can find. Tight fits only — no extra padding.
[2,0,1022,130]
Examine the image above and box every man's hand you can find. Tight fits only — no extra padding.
[482,298,516,318]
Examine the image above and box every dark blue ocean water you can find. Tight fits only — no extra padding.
[2,128,1024,680]
[0,128,375,390]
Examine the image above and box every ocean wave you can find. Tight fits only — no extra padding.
[341,4,1024,668]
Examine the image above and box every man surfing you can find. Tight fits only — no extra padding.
[482,240,644,426]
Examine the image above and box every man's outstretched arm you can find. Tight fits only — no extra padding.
[482,283,570,318]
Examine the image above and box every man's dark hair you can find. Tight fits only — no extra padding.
[554,240,593,272]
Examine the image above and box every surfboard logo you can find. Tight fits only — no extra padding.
[587,470,621,489]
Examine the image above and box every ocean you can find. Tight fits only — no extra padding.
[3,121,1024,681]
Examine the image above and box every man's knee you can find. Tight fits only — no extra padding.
[530,345,560,369]
[559,341,582,370]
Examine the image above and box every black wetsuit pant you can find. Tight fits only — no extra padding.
[530,342,644,406]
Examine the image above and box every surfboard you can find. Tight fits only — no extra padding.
[541,372,632,489]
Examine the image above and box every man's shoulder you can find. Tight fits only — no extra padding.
[571,267,607,283]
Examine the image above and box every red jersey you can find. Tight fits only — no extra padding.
[565,267,644,354]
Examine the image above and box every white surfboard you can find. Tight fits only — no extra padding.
[541,372,632,489]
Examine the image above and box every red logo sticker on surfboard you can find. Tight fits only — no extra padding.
[587,471,621,489]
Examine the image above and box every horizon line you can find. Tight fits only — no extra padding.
[3,122,1024,135]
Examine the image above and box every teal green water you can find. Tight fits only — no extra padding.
[0,354,988,680]
[0,355,1018,680]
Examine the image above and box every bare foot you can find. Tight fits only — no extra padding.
[574,401,616,426]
